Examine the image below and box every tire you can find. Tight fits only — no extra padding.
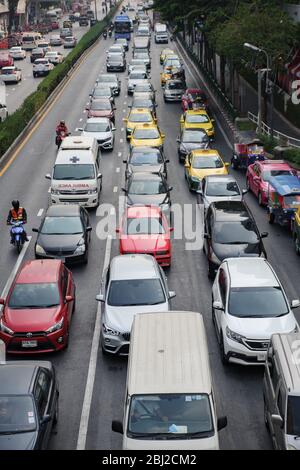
[268,211,275,224]
[220,334,229,365]
[16,240,21,254]
[258,192,263,206]
[295,234,300,256]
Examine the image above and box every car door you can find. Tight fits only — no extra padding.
[81,207,90,245]
[60,266,71,323]
[33,368,53,449]
[214,267,227,337]
[252,164,262,196]
[62,265,74,323]
[204,206,212,256]
[274,384,287,449]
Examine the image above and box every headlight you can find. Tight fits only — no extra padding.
[103,324,120,336]
[226,326,245,344]
[0,319,14,335]
[51,189,60,195]
[46,317,64,334]
[35,244,45,255]
[88,188,98,194]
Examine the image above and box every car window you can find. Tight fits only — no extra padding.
[34,369,50,417]
[277,388,285,418]
[108,279,166,306]
[218,268,227,306]
[61,266,68,298]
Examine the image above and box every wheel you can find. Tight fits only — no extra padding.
[268,211,275,224]
[16,240,21,254]
[295,234,300,256]
[258,192,263,206]
[220,334,229,365]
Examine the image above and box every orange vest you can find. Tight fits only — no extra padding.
[11,207,24,220]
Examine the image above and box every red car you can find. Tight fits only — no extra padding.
[246,159,298,206]
[0,259,75,354]
[116,205,172,267]
[181,88,208,111]
[86,98,116,123]
[51,21,60,30]
[0,52,13,68]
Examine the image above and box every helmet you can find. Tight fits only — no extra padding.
[12,200,19,211]
[60,120,65,126]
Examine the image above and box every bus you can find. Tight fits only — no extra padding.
[114,15,131,41]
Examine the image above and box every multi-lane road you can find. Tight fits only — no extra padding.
[0,5,300,450]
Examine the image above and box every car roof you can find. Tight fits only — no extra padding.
[211,200,250,221]
[257,160,292,169]
[0,363,39,394]
[110,254,159,280]
[45,204,81,217]
[126,205,162,218]
[225,258,279,288]
[15,259,61,284]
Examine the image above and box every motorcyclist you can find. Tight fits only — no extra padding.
[56,120,68,147]
[103,28,107,39]
[108,28,112,38]
[7,200,28,243]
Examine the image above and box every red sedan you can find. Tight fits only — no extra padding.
[181,88,208,111]
[0,259,75,354]
[246,159,298,206]
[86,98,116,123]
[116,205,172,267]
[0,52,13,68]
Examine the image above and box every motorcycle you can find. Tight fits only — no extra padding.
[55,130,69,149]
[10,221,25,253]
[108,29,112,38]
[103,31,107,39]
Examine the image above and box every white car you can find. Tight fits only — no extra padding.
[212,257,299,366]
[127,70,149,94]
[44,51,63,65]
[96,254,175,355]
[78,117,116,151]
[36,41,51,53]
[49,34,63,46]
[9,46,26,60]
[0,66,22,83]
[199,175,245,212]
[33,58,54,77]
[107,44,125,57]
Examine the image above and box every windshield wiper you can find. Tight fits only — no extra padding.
[129,432,186,439]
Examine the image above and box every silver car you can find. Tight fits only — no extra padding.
[198,175,246,212]
[163,79,185,102]
[127,70,150,94]
[97,254,175,355]
[78,117,115,150]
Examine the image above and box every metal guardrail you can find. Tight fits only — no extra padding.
[248,111,300,149]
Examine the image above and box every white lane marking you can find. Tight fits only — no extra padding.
[79,118,83,122]
[0,237,32,301]
[76,235,112,450]
[118,152,122,157]
[121,127,124,132]
[12,88,15,91]
[83,109,87,113]
[116,167,120,173]
[37,209,43,217]
[110,207,116,215]
[123,101,127,105]
[120,138,123,143]
[123,109,126,113]
[86,102,90,105]
[113,186,118,192]
[177,46,232,149]
[48,187,51,193]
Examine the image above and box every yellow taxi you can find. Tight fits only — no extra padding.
[180,109,215,138]
[130,123,165,150]
[184,149,229,191]
[160,67,173,86]
[123,108,157,140]
[160,48,175,65]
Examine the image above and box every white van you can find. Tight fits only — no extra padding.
[112,311,227,449]
[154,23,168,43]
[46,136,102,208]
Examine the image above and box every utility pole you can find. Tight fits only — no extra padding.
[94,0,98,20]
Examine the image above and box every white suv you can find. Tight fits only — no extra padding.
[96,254,175,356]
[212,258,299,366]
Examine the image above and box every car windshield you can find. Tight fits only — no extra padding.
[131,151,162,165]
[287,396,300,436]
[190,92,206,101]
[129,113,151,123]
[192,156,223,169]
[108,56,123,63]
[8,283,60,308]
[93,88,111,97]
[212,220,259,244]
[108,278,165,306]
[182,130,208,143]
[125,217,165,234]
[85,122,110,132]
[91,101,111,110]
[53,164,95,180]
[133,129,159,139]
[128,394,213,438]
[165,59,180,67]
[283,195,300,208]
[130,73,147,80]
[228,286,289,318]
[167,82,183,90]
[206,181,240,197]
[114,22,131,33]
[186,114,209,123]
[98,76,117,84]
[40,216,83,235]
[135,84,151,92]
[134,53,149,59]
[0,396,36,434]
[263,169,295,181]
[129,179,166,195]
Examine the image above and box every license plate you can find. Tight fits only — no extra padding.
[257,353,265,361]
[22,340,37,348]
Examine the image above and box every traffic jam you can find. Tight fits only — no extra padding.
[0,0,300,452]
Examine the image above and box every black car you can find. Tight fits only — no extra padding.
[30,47,44,63]
[79,16,89,26]
[203,201,268,278]
[0,361,58,450]
[33,205,92,265]
[177,128,210,163]
[106,53,126,72]
[96,73,121,96]
[124,146,169,179]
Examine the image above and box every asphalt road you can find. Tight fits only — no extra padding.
[3,2,110,114]
[0,5,300,450]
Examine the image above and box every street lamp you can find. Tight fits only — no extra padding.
[244,42,273,136]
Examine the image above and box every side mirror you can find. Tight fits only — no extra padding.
[45,174,51,180]
[165,159,170,163]
[176,138,180,143]
[0,298,5,305]
[96,294,104,302]
[97,173,102,179]
[169,227,174,232]
[291,299,300,309]
[65,295,74,303]
[122,188,128,194]
[123,159,127,164]
[184,162,189,168]
[76,127,83,132]
[225,162,230,167]
[217,416,227,431]
[32,227,39,233]
[271,414,284,428]
[213,300,224,311]
[40,414,51,425]
[168,291,176,299]
[260,232,268,238]
[123,118,128,122]
[115,228,120,233]
[161,133,165,139]
[242,189,248,195]
[112,420,123,434]
[168,186,173,192]
[112,127,116,131]
[86,226,92,232]
[211,118,215,123]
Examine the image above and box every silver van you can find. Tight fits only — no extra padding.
[263,332,300,450]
